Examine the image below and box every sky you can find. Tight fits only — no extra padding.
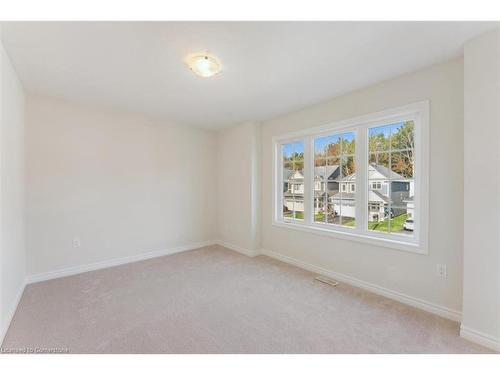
[283,142,304,158]
[283,122,406,159]
[314,132,355,154]
[368,122,404,139]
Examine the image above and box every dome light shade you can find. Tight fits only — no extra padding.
[185,53,222,78]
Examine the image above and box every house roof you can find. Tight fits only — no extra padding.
[285,164,405,182]
[314,191,336,198]
[314,165,339,179]
[284,165,340,181]
[369,163,405,180]
[330,163,407,182]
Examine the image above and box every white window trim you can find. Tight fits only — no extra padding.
[272,101,429,255]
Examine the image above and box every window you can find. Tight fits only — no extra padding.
[281,141,304,221]
[313,131,356,227]
[273,101,429,254]
[368,122,414,237]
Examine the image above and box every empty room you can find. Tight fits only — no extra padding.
[1,8,500,366]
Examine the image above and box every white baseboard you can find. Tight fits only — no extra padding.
[260,248,462,322]
[25,240,217,284]
[460,325,500,352]
[1,281,26,346]
[215,240,259,257]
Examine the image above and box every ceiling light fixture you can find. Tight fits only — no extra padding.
[185,53,222,78]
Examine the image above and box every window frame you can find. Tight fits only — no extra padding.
[272,101,429,254]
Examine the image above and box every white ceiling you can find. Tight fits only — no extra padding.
[1,22,497,129]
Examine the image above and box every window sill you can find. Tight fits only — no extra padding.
[271,220,428,255]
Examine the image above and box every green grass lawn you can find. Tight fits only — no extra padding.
[314,212,324,221]
[285,211,323,220]
[286,211,356,226]
[342,218,355,227]
[284,211,303,219]
[284,211,408,233]
[368,214,408,232]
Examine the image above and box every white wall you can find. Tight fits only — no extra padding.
[216,122,261,254]
[25,94,216,277]
[462,29,500,350]
[260,58,465,316]
[0,34,26,343]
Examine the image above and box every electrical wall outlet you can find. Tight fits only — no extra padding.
[72,237,81,248]
[436,264,447,278]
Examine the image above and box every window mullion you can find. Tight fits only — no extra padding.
[303,136,313,225]
[356,128,367,234]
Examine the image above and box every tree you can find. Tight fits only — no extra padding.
[390,121,414,178]
[367,121,414,178]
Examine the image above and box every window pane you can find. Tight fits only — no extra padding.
[292,141,305,160]
[402,197,415,234]
[282,181,290,195]
[293,195,304,220]
[367,119,416,236]
[314,139,327,159]
[389,180,413,236]
[283,143,293,162]
[389,206,411,236]
[340,198,356,227]
[313,132,357,228]
[368,178,390,232]
[327,158,340,180]
[290,165,304,194]
[390,121,414,151]
[367,204,390,232]
[368,124,391,152]
[314,193,327,223]
[315,154,326,167]
[281,140,305,221]
[390,180,410,206]
[341,156,355,178]
[283,162,293,183]
[342,132,356,155]
[340,154,356,227]
[327,179,340,224]
[315,134,342,158]
[283,196,293,219]
[294,162,304,174]
[292,142,304,180]
[326,203,339,224]
[314,165,325,185]
[369,152,390,172]
[281,141,304,220]
[283,179,293,221]
[391,151,414,179]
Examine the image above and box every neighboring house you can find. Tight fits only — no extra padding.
[284,166,339,214]
[283,169,305,213]
[313,165,340,214]
[404,196,414,220]
[284,163,411,222]
[332,164,410,221]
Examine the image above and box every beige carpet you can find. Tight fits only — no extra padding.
[1,245,493,353]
